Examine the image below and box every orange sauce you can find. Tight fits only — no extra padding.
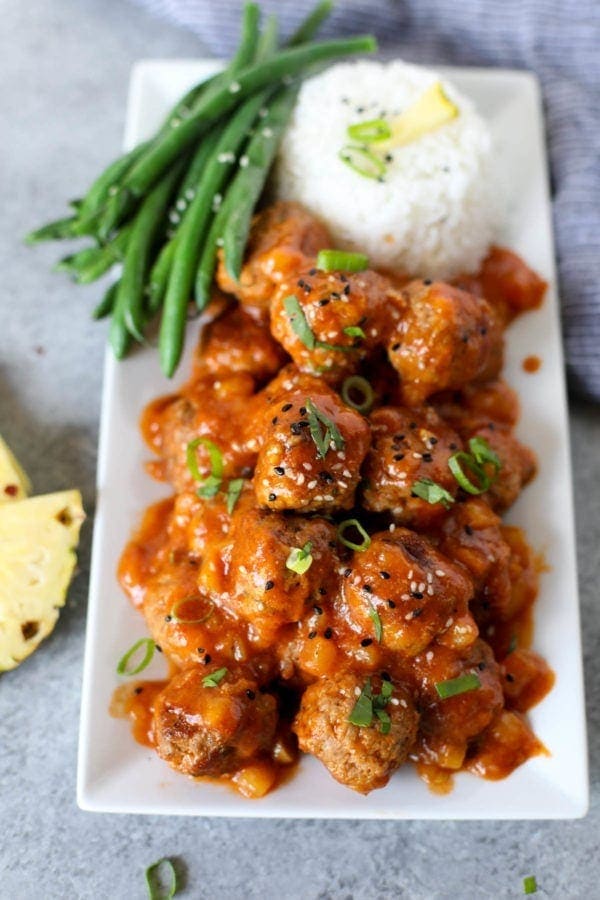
[522,355,542,373]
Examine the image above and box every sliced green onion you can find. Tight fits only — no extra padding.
[226,477,244,514]
[368,604,383,642]
[374,707,391,734]
[411,477,455,509]
[286,541,314,575]
[283,294,316,350]
[348,677,373,727]
[523,876,537,895]
[339,144,387,180]
[145,858,178,900]
[186,437,224,498]
[469,435,501,472]
[448,451,490,495]
[347,118,392,144]
[306,397,345,459]
[117,638,155,676]
[337,518,371,552]
[316,249,369,272]
[202,666,228,688]
[343,325,366,339]
[435,673,481,699]
[341,375,374,414]
[169,595,214,625]
[376,679,393,704]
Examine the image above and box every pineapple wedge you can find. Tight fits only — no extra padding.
[0,435,31,503]
[377,81,459,150]
[0,490,84,671]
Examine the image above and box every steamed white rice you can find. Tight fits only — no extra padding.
[274,61,501,279]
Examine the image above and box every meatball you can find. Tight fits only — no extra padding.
[294,671,418,793]
[362,406,461,528]
[153,665,277,777]
[464,710,543,780]
[468,424,536,511]
[343,529,477,657]
[216,201,331,315]
[253,380,371,513]
[456,245,546,323]
[409,639,504,766]
[433,379,520,432]
[270,268,396,381]
[144,374,257,493]
[193,305,287,383]
[387,280,503,406]
[199,502,339,645]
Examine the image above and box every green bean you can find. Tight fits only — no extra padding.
[256,14,280,58]
[222,85,299,281]
[117,36,376,201]
[288,0,333,46]
[55,225,132,284]
[110,160,185,349]
[108,289,132,359]
[24,215,89,244]
[147,236,177,315]
[92,281,119,320]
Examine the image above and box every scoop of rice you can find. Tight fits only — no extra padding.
[274,61,500,279]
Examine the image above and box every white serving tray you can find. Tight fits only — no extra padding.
[78,60,588,818]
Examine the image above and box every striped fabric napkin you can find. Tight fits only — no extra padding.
[132,0,599,400]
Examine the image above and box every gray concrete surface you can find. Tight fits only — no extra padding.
[0,1,598,897]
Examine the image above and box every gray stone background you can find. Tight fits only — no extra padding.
[0,1,598,897]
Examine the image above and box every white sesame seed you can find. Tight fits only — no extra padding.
[399,698,408,708]
[185,188,195,201]
[307,480,317,489]
[343,469,352,478]
[324,494,334,502]
[418,582,426,593]
[426,651,434,662]
[176,198,186,211]
[410,581,417,592]
[169,211,180,224]
[426,572,433,583]
[445,618,454,628]
[389,523,396,532]
[390,697,400,706]
[239,155,249,168]
[262,127,273,138]
[297,473,305,485]
[407,569,413,579]
[217,151,236,164]
[412,452,423,459]
[229,81,241,93]
[216,237,224,247]
[401,593,410,600]
[354,686,361,696]
[427,585,434,596]
[338,481,348,489]
[435,569,445,577]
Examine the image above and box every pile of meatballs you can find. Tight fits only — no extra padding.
[121,202,551,796]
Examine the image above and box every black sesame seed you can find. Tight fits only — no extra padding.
[318,298,330,307]
[361,638,373,647]
[314,605,324,615]
[343,284,351,295]
[387,599,396,609]
[409,422,417,429]
[204,654,212,664]
[265,580,275,591]
[393,453,405,461]
[423,279,432,285]
[282,403,293,412]
[290,422,302,435]
[319,471,334,483]
[246,689,256,700]
[323,627,333,639]
[412,591,424,600]
[197,647,205,654]
[309,268,317,275]
[318,587,327,596]
[268,493,277,502]
[308,630,317,639]
[391,342,400,351]
[449,443,458,450]
[380,571,390,580]
[480,327,487,335]
[384,153,393,163]
[478,662,486,671]
[343,568,352,578]
[465,525,474,535]
[381,671,391,682]
[299,406,307,415]
[394,434,405,441]
[412,607,424,618]
[505,673,515,682]
[363,584,373,593]
[134,686,144,695]
[274,466,285,475]
[422,452,433,462]
[271,416,279,425]
[155,644,163,653]
[429,437,438,445]
[164,615,172,622]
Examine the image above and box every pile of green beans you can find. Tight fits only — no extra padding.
[26,1,377,376]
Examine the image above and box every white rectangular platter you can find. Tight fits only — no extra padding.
[78,60,588,818]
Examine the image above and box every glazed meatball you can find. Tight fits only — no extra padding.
[387,280,503,406]
[199,502,339,645]
[153,665,277,776]
[362,406,461,528]
[193,305,287,383]
[433,380,520,431]
[468,423,536,511]
[270,268,396,381]
[456,245,546,323]
[343,529,477,657]
[216,201,331,315]
[410,639,504,763]
[294,671,418,793]
[253,380,371,513]
[144,374,257,493]
[464,710,542,780]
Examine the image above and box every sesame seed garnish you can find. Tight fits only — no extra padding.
[265,580,275,591]
[268,493,277,502]
[239,155,249,168]
[323,627,333,639]
[229,81,241,93]
[380,571,390,579]
[274,466,285,475]
[361,638,373,647]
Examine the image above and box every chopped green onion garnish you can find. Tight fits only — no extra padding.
[202,666,228,688]
[117,637,155,676]
[145,858,178,900]
[339,144,387,180]
[306,397,345,459]
[316,249,369,272]
[283,294,316,350]
[435,673,481,699]
[226,477,244,514]
[411,477,455,509]
[347,118,392,144]
[169,595,214,625]
[374,707,391,734]
[469,435,501,471]
[341,375,374,414]
[343,325,366,339]
[448,451,490,495]
[286,541,314,575]
[523,876,537,895]
[186,437,224,499]
[337,518,371,552]
[368,604,382,642]
[348,677,373,727]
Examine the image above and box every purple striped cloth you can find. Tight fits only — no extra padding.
[132,0,600,399]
